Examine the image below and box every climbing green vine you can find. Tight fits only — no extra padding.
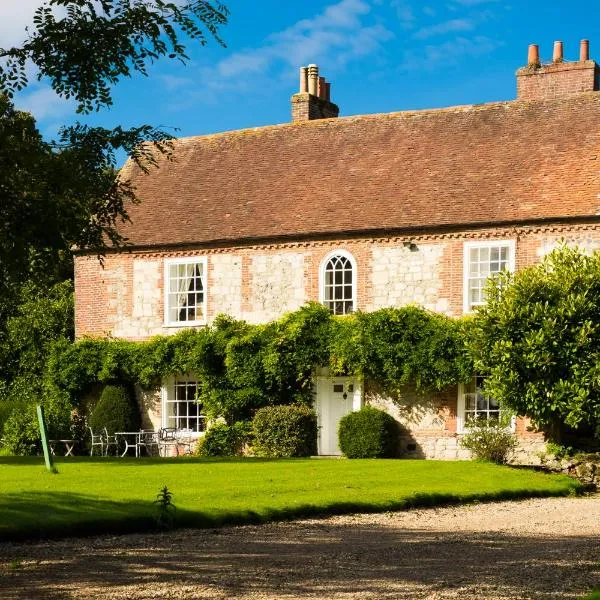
[47,303,473,423]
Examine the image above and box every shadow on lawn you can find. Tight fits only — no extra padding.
[0,516,598,599]
[0,483,580,544]
[0,492,156,542]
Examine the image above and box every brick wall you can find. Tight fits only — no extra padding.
[516,61,598,100]
[74,222,600,460]
[291,92,339,122]
[75,221,600,338]
[365,382,545,461]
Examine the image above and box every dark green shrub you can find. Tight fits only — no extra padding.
[89,384,140,435]
[2,390,73,456]
[197,421,253,457]
[338,406,399,458]
[2,404,40,455]
[0,400,16,437]
[252,404,317,458]
[459,422,518,464]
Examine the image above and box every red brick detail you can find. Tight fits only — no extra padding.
[291,92,339,122]
[75,223,600,339]
[517,60,599,100]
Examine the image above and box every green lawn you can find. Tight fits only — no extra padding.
[582,591,600,599]
[0,457,581,541]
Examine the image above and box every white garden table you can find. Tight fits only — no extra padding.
[115,432,141,457]
[49,439,76,456]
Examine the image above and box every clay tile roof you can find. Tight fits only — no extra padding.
[118,93,600,248]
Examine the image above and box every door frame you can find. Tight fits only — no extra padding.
[314,370,362,455]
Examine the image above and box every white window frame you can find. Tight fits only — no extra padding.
[457,377,516,434]
[463,240,515,314]
[319,250,358,315]
[164,256,208,327]
[161,376,207,437]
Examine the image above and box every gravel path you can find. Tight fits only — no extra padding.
[1,496,599,600]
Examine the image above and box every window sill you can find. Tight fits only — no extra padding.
[163,321,207,328]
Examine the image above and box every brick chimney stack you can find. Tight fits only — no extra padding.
[291,64,339,122]
[517,39,599,100]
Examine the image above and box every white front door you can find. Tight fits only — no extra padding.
[316,377,361,455]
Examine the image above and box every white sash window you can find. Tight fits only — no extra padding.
[164,257,207,326]
[463,241,515,313]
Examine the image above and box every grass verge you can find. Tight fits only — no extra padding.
[581,590,600,599]
[0,457,581,541]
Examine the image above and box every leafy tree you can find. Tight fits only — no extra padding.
[0,0,228,114]
[0,96,170,289]
[0,1,229,288]
[0,1,229,449]
[329,306,472,393]
[469,246,600,439]
[0,280,74,383]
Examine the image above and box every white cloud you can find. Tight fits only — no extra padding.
[16,84,74,121]
[452,0,499,5]
[413,18,475,40]
[400,35,502,71]
[209,0,393,86]
[390,0,416,28]
[0,0,46,47]
[157,74,195,91]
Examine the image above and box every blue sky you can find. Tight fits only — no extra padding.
[2,0,599,155]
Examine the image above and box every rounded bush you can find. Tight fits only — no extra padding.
[252,404,317,458]
[89,384,140,435]
[459,422,517,464]
[338,406,399,458]
[197,421,252,457]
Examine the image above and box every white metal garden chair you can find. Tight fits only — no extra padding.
[178,428,195,455]
[88,426,104,456]
[103,427,118,456]
[158,427,179,457]
[137,430,160,456]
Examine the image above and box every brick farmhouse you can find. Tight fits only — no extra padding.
[75,40,600,460]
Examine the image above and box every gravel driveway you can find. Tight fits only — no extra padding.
[1,496,599,599]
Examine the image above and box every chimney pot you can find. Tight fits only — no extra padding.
[527,43,540,66]
[318,76,326,99]
[291,64,339,122]
[299,66,308,93]
[307,64,319,96]
[580,39,590,61]
[553,41,563,63]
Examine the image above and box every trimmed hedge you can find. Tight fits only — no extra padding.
[197,421,252,457]
[338,406,399,458]
[252,404,317,458]
[89,384,140,435]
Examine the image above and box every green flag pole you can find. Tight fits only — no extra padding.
[36,405,55,473]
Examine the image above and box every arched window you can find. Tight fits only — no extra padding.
[320,251,357,315]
